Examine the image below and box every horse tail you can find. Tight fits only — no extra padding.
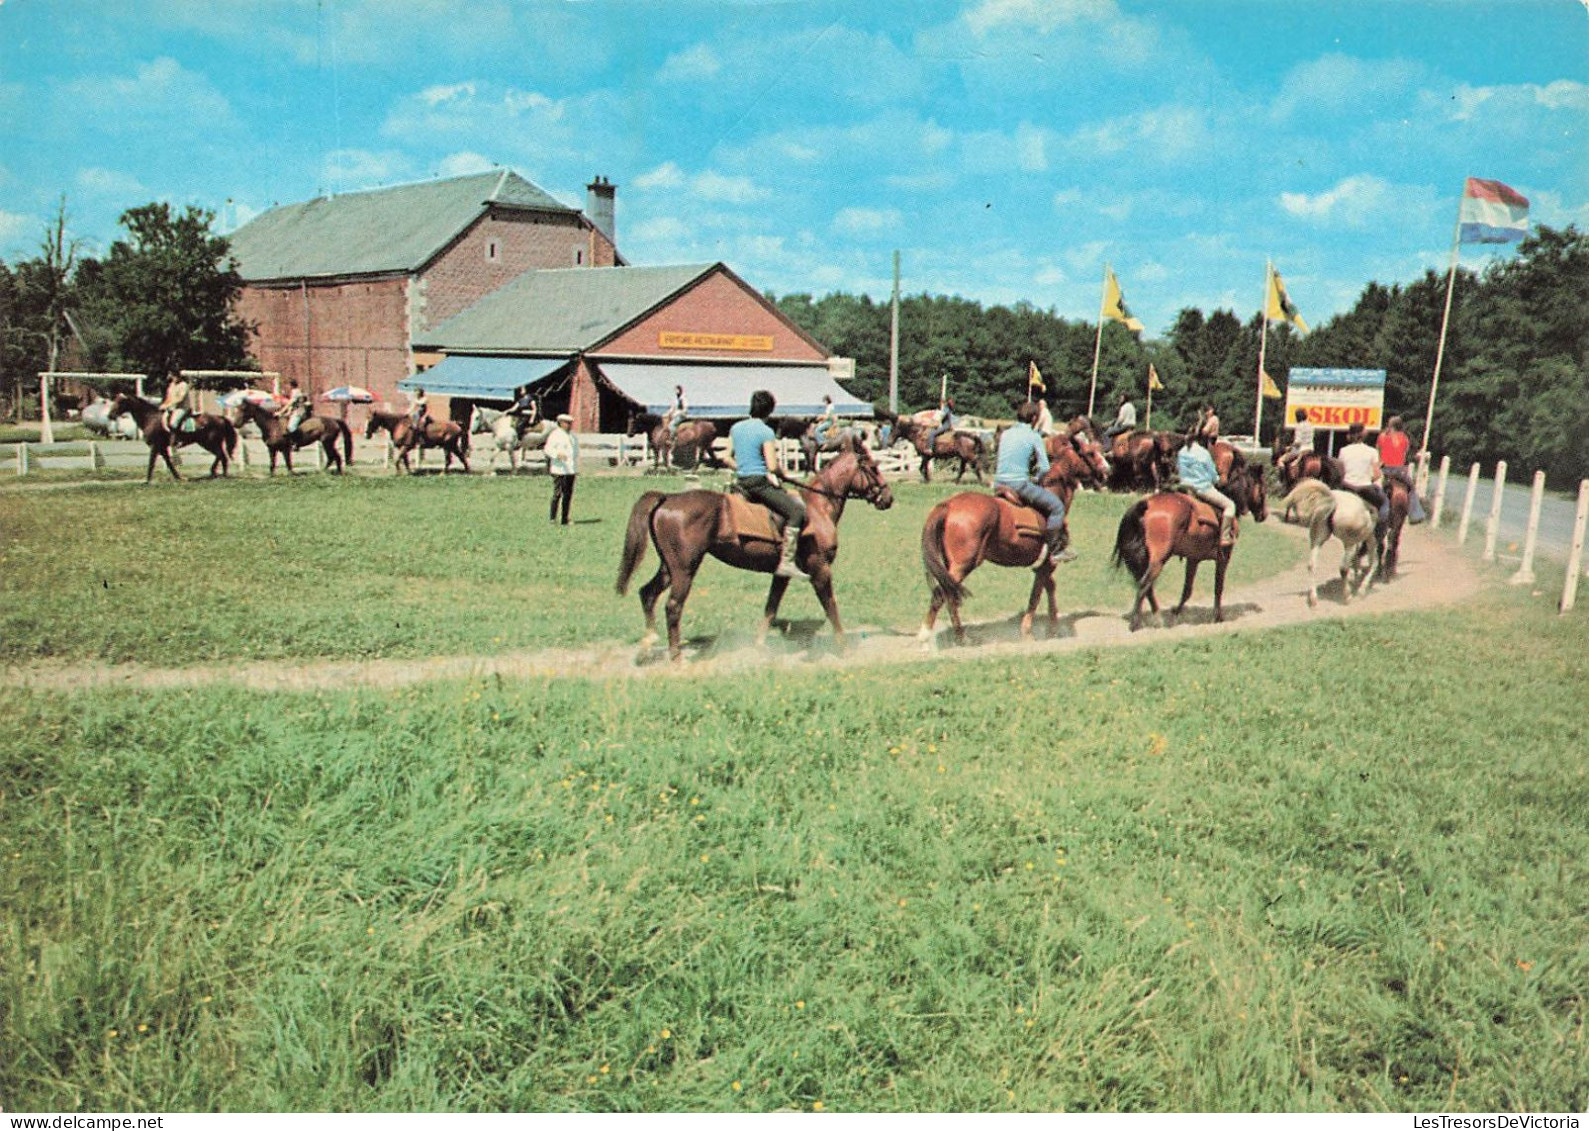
[617,491,667,596]
[340,419,354,465]
[920,503,968,602]
[1111,499,1151,582]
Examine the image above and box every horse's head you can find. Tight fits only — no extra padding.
[1234,463,1268,522]
[834,442,893,510]
[1072,434,1111,485]
[364,413,384,439]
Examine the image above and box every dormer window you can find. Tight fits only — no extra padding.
[486,239,501,263]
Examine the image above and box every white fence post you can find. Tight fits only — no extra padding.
[1457,462,1482,545]
[384,439,393,469]
[89,441,102,471]
[314,440,325,470]
[1414,450,1430,497]
[16,443,27,477]
[1509,470,1546,585]
[1560,480,1589,615]
[1429,455,1451,530]
[1482,460,1508,562]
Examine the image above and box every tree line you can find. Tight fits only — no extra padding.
[773,225,1589,484]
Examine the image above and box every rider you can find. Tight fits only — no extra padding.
[812,394,836,445]
[1276,407,1315,479]
[1032,397,1055,436]
[507,385,540,435]
[1104,392,1137,440]
[729,389,808,580]
[1196,403,1220,446]
[663,384,689,442]
[407,385,430,439]
[1339,421,1389,536]
[1177,427,1237,548]
[928,396,957,451]
[994,401,1075,564]
[278,378,311,436]
[1376,415,1427,524]
[160,372,191,434]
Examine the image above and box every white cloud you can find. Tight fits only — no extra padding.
[1278,174,1400,227]
[437,152,497,177]
[1068,105,1211,164]
[322,149,412,190]
[1271,55,1426,122]
[659,44,721,82]
[832,207,902,236]
[0,209,32,252]
[964,0,1117,37]
[1535,80,1589,112]
[75,167,147,199]
[65,57,232,129]
[635,162,687,191]
[693,171,769,205]
[421,82,476,107]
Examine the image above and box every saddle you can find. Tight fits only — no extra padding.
[1171,486,1228,534]
[991,485,1046,541]
[721,488,783,545]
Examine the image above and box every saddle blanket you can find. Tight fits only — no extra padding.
[722,491,782,544]
[991,486,1046,540]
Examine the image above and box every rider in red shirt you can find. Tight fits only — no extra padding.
[1375,416,1426,524]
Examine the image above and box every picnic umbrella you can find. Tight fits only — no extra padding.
[320,385,376,403]
[218,388,282,409]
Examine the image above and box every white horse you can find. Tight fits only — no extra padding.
[472,406,553,472]
[1278,478,1380,607]
[81,396,141,440]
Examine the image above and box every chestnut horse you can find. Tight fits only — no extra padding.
[627,412,720,471]
[1380,477,1411,579]
[234,398,354,474]
[1111,462,1269,630]
[615,441,894,662]
[111,393,238,482]
[1274,449,1345,493]
[1107,430,1182,492]
[917,434,1110,645]
[365,408,471,474]
[891,414,987,483]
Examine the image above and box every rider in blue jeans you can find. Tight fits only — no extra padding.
[995,401,1075,563]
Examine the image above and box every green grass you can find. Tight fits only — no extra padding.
[0,471,1298,665]
[3,578,1586,1111]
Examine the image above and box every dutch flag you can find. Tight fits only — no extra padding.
[1460,177,1529,244]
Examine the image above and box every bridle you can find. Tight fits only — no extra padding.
[799,453,889,504]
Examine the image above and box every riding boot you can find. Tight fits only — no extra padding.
[1219,514,1236,548]
[775,525,809,579]
[1045,525,1077,565]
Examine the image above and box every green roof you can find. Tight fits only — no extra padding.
[417,264,719,352]
[228,170,576,281]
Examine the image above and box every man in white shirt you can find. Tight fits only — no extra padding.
[1105,393,1137,439]
[546,412,579,525]
[1338,422,1388,534]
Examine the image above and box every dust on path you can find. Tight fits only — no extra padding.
[5,524,1483,694]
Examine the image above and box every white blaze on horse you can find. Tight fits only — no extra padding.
[1278,478,1381,607]
[472,406,555,472]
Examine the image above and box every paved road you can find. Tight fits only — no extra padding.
[1432,469,1585,560]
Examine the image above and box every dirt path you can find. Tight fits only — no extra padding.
[8,524,1482,694]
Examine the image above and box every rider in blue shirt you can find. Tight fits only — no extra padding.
[729,389,808,579]
[995,401,1075,563]
[1177,430,1236,547]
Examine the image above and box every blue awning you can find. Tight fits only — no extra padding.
[399,355,569,401]
[595,362,872,419]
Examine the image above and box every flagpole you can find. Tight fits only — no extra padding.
[1088,266,1107,419]
[1421,195,1465,458]
[1145,366,1153,431]
[1255,260,1271,450]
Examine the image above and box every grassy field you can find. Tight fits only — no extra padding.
[2,472,1585,1112]
[0,470,1298,665]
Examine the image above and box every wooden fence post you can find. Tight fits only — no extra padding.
[1481,460,1507,562]
[16,442,27,477]
[1429,454,1451,530]
[1457,462,1482,545]
[89,441,102,471]
[1560,480,1589,615]
[1509,470,1546,585]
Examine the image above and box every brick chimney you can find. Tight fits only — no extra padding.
[586,176,616,246]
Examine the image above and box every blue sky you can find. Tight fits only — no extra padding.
[2,0,1585,336]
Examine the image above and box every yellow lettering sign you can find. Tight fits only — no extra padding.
[659,332,775,352]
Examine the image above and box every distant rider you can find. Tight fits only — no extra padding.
[729,389,809,580]
[813,394,836,446]
[160,373,191,434]
[995,401,1075,564]
[1277,407,1314,479]
[1105,392,1137,440]
[928,396,956,451]
[664,384,689,442]
[279,378,311,436]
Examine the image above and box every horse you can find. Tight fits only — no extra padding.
[1274,448,1344,494]
[627,411,720,471]
[110,393,238,482]
[891,414,987,483]
[364,407,471,474]
[1380,476,1411,580]
[1106,430,1182,492]
[1210,439,1249,483]
[1111,462,1270,630]
[472,406,554,472]
[1275,478,1380,607]
[615,441,894,662]
[916,433,1111,645]
[233,398,353,475]
[800,422,876,472]
[81,396,140,440]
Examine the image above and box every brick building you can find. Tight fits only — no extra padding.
[406,262,867,433]
[228,169,621,406]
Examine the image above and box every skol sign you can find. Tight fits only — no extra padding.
[1283,368,1386,432]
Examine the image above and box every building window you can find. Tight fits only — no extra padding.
[573,248,584,266]
[486,240,500,263]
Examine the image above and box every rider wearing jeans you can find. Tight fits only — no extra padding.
[995,401,1074,564]
[729,389,808,579]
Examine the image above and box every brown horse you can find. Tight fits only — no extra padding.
[1380,477,1411,579]
[1107,429,1182,491]
[1210,439,1250,483]
[1111,462,1269,630]
[917,434,1110,645]
[892,414,987,483]
[235,398,354,474]
[1274,448,1344,494]
[365,407,471,474]
[111,393,238,483]
[627,412,720,471]
[615,442,894,662]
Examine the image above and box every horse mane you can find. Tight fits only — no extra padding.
[633,411,663,429]
[1278,477,1335,524]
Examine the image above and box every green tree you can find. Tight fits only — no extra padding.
[76,202,253,382]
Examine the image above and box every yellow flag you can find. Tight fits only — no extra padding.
[1266,267,1309,333]
[1027,361,1045,394]
[1261,368,1283,399]
[1102,268,1146,333]
[1148,364,1164,391]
